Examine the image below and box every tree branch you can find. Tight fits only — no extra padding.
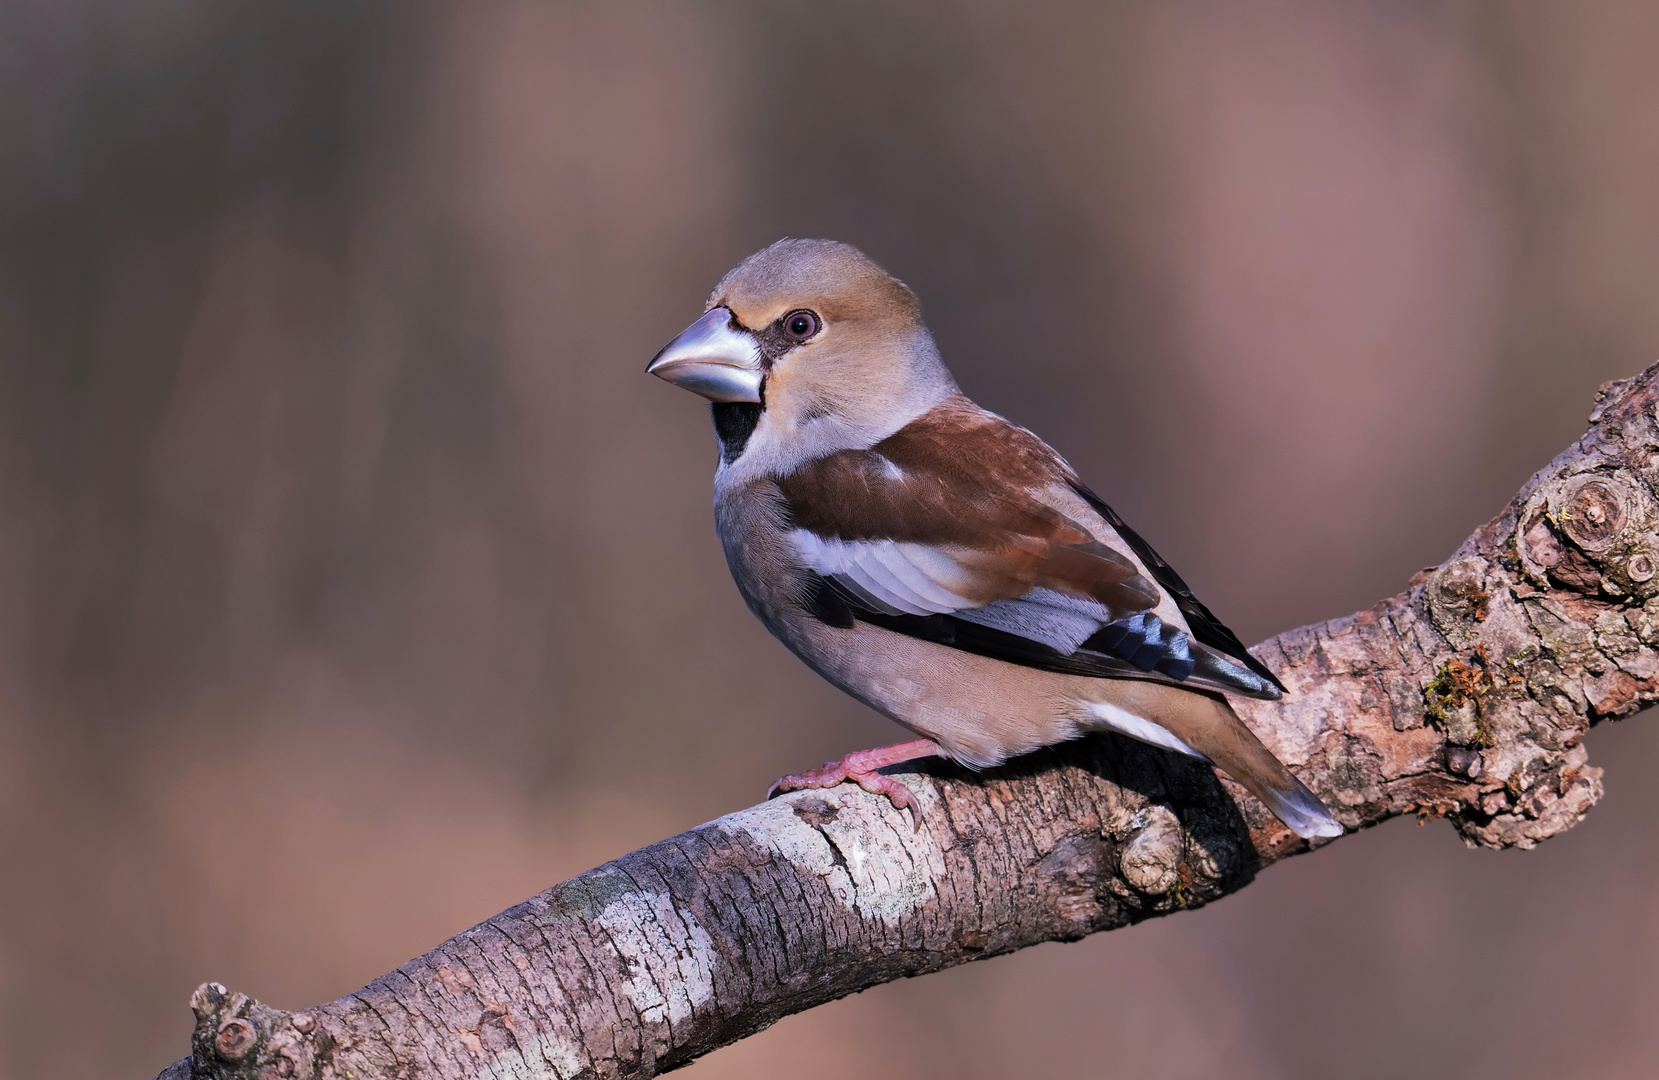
[155,365,1659,1080]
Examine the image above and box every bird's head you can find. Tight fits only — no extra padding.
[647,239,957,466]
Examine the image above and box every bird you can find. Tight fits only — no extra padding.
[646,238,1342,840]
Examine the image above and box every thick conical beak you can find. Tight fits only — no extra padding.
[645,307,763,403]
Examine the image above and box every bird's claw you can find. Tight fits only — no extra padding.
[769,761,921,832]
[767,760,847,800]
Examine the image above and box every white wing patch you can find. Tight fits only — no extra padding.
[789,530,1123,654]
[789,531,975,616]
[869,453,905,481]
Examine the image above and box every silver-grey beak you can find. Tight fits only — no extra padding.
[646,306,763,403]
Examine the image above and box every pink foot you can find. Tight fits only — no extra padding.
[768,739,942,830]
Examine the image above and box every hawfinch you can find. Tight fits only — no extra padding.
[647,239,1342,840]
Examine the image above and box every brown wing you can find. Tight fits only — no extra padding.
[776,398,1283,699]
[776,398,1159,613]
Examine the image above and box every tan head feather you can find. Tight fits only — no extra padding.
[709,240,958,457]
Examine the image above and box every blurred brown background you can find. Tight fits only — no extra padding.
[3,2,1659,1077]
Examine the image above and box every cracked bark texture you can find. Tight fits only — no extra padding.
[153,367,1659,1080]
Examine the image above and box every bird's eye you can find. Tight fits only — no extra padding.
[783,309,821,341]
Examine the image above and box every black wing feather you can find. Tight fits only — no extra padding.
[855,605,1155,681]
[803,573,1280,698]
[1067,480,1287,695]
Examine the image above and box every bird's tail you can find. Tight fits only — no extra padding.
[1085,681,1343,840]
[1242,764,1345,840]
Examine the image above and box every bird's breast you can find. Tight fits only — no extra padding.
[713,478,809,634]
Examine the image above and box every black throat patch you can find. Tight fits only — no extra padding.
[712,402,762,464]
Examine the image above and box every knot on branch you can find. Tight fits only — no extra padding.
[1410,372,1659,848]
[1516,472,1659,598]
[188,982,325,1080]
[1117,805,1184,894]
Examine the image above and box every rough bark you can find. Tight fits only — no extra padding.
[154,366,1659,1080]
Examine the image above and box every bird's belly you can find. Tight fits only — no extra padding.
[792,618,1100,769]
